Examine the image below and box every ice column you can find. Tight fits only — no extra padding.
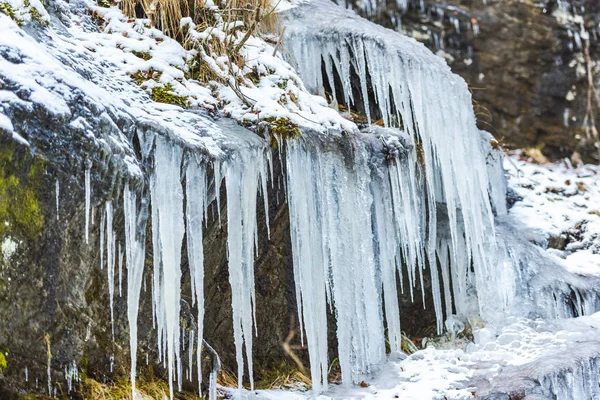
[124,183,148,398]
[150,136,186,399]
[185,156,208,393]
[286,139,386,389]
[223,145,269,390]
[106,201,115,339]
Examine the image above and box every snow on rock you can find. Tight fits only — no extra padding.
[217,35,357,134]
[506,152,600,276]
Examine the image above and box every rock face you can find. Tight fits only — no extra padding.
[353,0,600,162]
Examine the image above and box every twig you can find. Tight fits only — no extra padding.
[233,5,261,54]
[280,316,308,376]
[272,26,286,56]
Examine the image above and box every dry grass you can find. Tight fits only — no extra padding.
[120,0,279,40]
[83,376,202,400]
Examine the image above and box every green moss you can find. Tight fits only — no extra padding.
[151,83,190,108]
[276,79,288,90]
[130,68,162,86]
[0,352,7,372]
[0,144,45,242]
[0,2,24,25]
[131,50,152,61]
[29,6,47,25]
[254,362,310,390]
[96,0,111,7]
[259,117,300,146]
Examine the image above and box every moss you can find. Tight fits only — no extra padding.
[247,69,261,84]
[261,117,300,140]
[0,352,6,372]
[131,50,152,61]
[130,68,162,86]
[276,79,288,90]
[96,0,111,7]
[82,375,200,399]
[151,83,190,108]
[29,6,47,25]
[0,2,24,25]
[254,361,310,390]
[188,58,225,84]
[0,144,45,242]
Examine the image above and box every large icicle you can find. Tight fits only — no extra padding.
[223,144,269,390]
[285,140,330,393]
[124,183,148,399]
[106,201,116,339]
[185,156,208,394]
[281,0,525,389]
[284,0,502,323]
[286,138,387,389]
[150,136,186,400]
[84,162,91,244]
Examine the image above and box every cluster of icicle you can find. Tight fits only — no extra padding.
[82,0,531,397]
[86,133,271,400]
[281,0,518,391]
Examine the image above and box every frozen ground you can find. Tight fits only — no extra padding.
[218,154,600,400]
[506,152,600,276]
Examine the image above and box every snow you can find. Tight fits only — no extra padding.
[231,312,600,400]
[505,152,600,275]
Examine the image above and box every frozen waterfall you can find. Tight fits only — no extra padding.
[281,0,514,389]
[74,0,594,397]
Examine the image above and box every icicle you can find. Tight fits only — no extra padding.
[223,144,269,390]
[372,176,402,354]
[106,201,115,340]
[186,157,207,394]
[55,179,59,220]
[100,211,105,270]
[85,161,91,244]
[66,361,78,393]
[150,136,185,400]
[286,139,386,390]
[118,243,123,297]
[188,329,194,382]
[25,366,28,382]
[204,341,221,400]
[124,183,148,399]
[285,140,329,393]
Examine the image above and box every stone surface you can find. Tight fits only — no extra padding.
[355,0,600,162]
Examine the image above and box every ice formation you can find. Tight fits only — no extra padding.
[223,144,270,391]
[149,136,186,399]
[4,0,599,397]
[84,163,91,244]
[106,201,116,339]
[124,183,148,398]
[282,0,511,388]
[185,156,208,393]
[120,124,270,398]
